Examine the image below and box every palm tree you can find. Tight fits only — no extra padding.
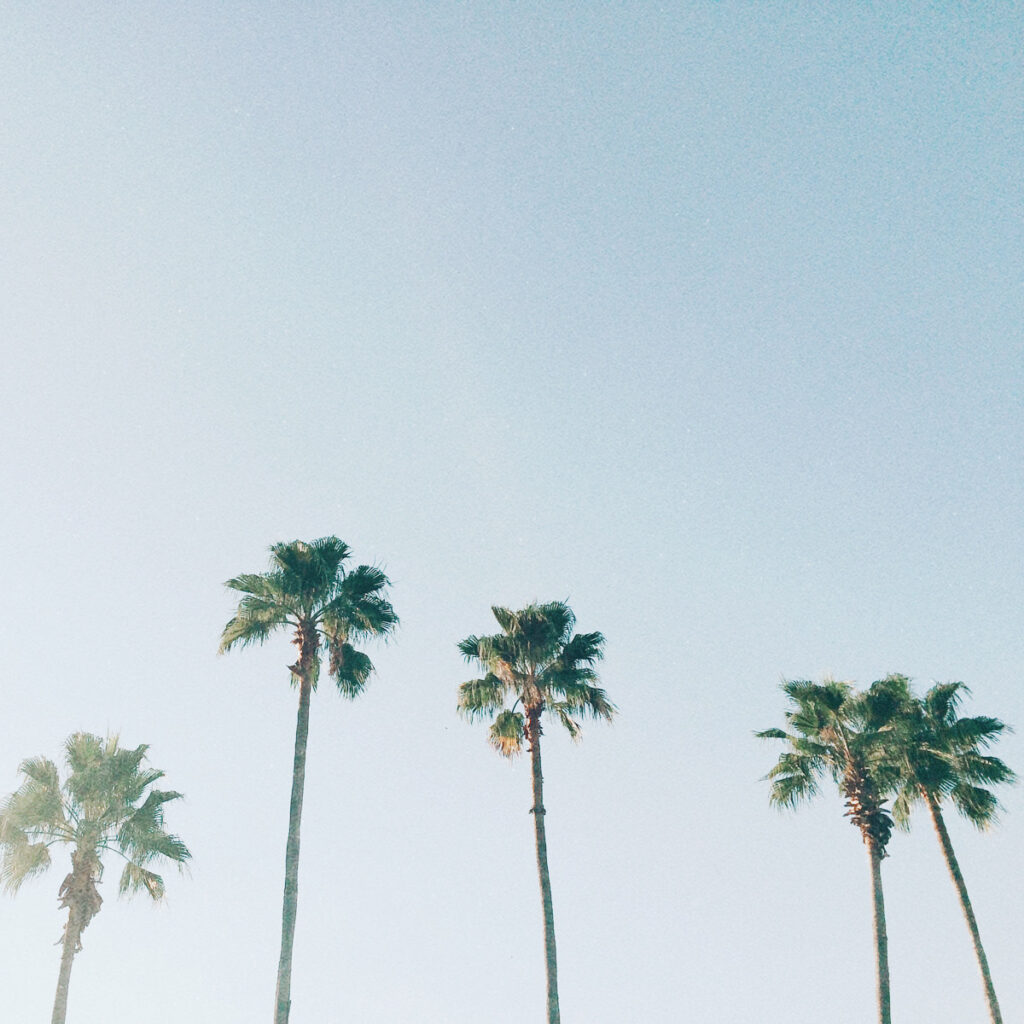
[756,678,904,1024]
[883,675,1015,1024]
[457,601,615,1024]
[219,536,397,1024]
[0,732,190,1024]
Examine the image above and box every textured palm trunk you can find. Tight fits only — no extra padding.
[526,708,560,1024]
[925,790,1002,1024]
[868,841,891,1024]
[51,914,79,1024]
[274,670,313,1024]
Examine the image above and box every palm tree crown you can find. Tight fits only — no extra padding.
[884,676,1016,830]
[219,536,398,693]
[757,678,907,850]
[457,601,615,752]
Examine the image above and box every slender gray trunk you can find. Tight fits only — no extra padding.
[527,708,560,1024]
[274,673,313,1024]
[867,841,891,1024]
[51,913,78,1024]
[925,791,1003,1024]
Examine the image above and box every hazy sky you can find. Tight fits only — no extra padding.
[2,4,1022,1022]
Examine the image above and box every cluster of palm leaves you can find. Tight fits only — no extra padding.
[758,674,1015,1024]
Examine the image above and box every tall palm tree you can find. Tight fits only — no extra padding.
[883,675,1015,1024]
[0,732,190,1024]
[457,601,615,1024]
[219,536,397,1024]
[757,678,904,1024]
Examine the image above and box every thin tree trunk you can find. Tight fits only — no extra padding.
[51,911,79,1024]
[868,841,891,1024]
[925,791,1003,1024]
[274,674,313,1024]
[527,709,560,1024]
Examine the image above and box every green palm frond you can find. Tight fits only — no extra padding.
[489,606,519,635]
[328,643,374,698]
[118,861,165,899]
[552,704,582,742]
[950,783,1001,829]
[764,755,819,809]
[489,709,525,758]
[456,675,507,721]
[223,572,285,599]
[0,828,52,892]
[556,682,616,723]
[891,784,916,830]
[2,756,66,832]
[949,716,1007,750]
[219,595,292,653]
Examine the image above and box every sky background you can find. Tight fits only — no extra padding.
[1,3,1022,1021]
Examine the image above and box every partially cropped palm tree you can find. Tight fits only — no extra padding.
[757,678,904,1024]
[220,537,397,1024]
[0,733,190,1024]
[457,601,615,1024]
[883,675,1015,1024]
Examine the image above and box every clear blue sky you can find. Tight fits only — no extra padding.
[1,4,1021,1021]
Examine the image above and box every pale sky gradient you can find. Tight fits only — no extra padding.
[1,4,1022,1022]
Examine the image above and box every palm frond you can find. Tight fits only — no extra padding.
[456,675,507,721]
[951,783,1002,829]
[764,751,820,809]
[891,783,917,831]
[218,595,291,653]
[488,709,525,758]
[328,642,375,698]
[552,704,582,742]
[555,682,617,722]
[0,827,52,892]
[118,861,166,900]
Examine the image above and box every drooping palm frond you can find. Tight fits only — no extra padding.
[456,675,508,721]
[489,709,525,758]
[556,682,616,723]
[118,861,165,899]
[328,643,375,698]
[762,750,821,809]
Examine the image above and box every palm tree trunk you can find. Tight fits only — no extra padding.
[925,791,1003,1024]
[527,709,560,1024]
[274,673,313,1024]
[868,841,891,1024]
[51,912,79,1024]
